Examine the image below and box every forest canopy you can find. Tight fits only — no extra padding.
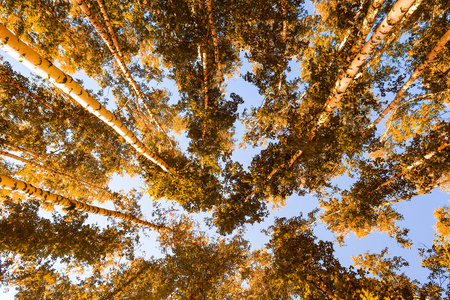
[0,0,449,298]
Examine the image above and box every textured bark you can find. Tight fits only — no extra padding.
[201,49,209,146]
[355,0,424,80]
[93,0,156,136]
[0,69,125,155]
[337,0,365,52]
[283,0,415,174]
[316,0,416,132]
[0,175,164,230]
[276,0,288,95]
[0,150,117,200]
[0,138,43,160]
[0,23,171,173]
[0,71,63,114]
[244,0,417,202]
[346,0,385,58]
[369,28,450,130]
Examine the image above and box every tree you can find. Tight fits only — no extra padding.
[0,174,163,229]
[1,0,449,298]
[0,23,171,173]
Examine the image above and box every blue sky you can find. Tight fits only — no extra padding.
[1,1,449,296]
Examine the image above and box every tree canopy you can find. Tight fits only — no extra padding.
[0,0,449,298]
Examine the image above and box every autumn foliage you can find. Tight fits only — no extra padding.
[0,0,449,298]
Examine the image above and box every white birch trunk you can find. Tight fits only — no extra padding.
[0,175,164,230]
[0,23,171,173]
[316,0,417,131]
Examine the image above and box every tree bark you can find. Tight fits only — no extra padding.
[0,138,44,160]
[260,0,417,189]
[0,71,63,114]
[354,0,424,81]
[201,49,209,147]
[0,23,171,173]
[0,69,125,155]
[315,0,416,134]
[376,178,450,209]
[345,0,385,58]
[0,175,164,230]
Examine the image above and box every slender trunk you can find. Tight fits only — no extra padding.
[241,0,415,204]
[374,141,450,191]
[0,69,125,155]
[202,50,209,146]
[337,0,370,53]
[0,138,44,160]
[276,0,288,95]
[259,0,417,187]
[0,175,164,230]
[72,0,171,146]
[205,0,223,83]
[368,28,450,130]
[346,0,385,58]
[0,23,171,173]
[0,150,117,201]
[95,0,124,62]
[379,90,449,141]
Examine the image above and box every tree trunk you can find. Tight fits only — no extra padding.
[205,0,223,84]
[0,138,44,160]
[0,70,63,114]
[0,68,125,155]
[201,49,209,146]
[0,175,164,230]
[369,28,450,130]
[376,177,450,209]
[345,0,385,58]
[0,23,171,173]
[315,0,416,133]
[261,0,417,188]
[354,0,424,81]
[337,0,366,52]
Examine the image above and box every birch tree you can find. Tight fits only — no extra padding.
[0,23,171,173]
[0,1,449,297]
[0,175,164,230]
